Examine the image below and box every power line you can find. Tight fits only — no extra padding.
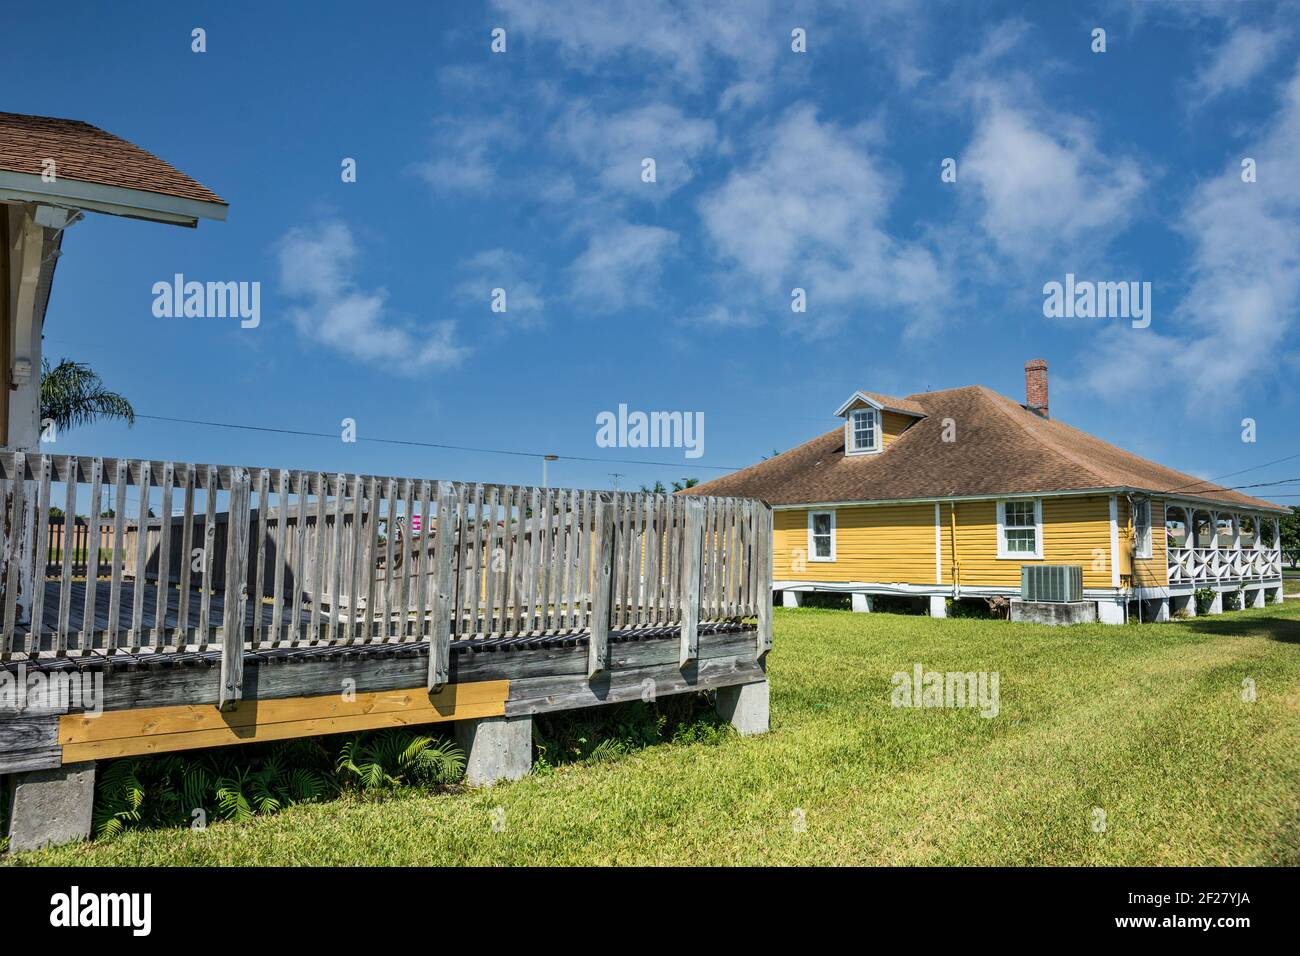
[1160,451,1300,496]
[135,413,740,472]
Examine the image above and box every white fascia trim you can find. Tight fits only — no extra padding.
[773,580,1136,599]
[775,580,952,596]
[833,391,884,418]
[1109,495,1121,587]
[1162,496,1289,519]
[0,170,228,227]
[806,509,836,562]
[832,390,926,420]
[995,497,1043,560]
[771,486,1292,514]
[772,487,1132,510]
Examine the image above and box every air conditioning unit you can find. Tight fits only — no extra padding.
[1020,565,1083,603]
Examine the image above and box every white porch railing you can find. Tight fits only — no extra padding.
[1166,546,1282,587]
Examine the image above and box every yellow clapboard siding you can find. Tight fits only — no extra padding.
[776,495,1120,589]
[58,679,509,762]
[880,411,917,448]
[951,496,1113,588]
[774,502,936,582]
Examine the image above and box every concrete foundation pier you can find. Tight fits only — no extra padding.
[715,680,770,736]
[5,762,96,854]
[455,715,533,787]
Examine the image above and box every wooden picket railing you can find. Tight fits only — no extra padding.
[0,453,773,706]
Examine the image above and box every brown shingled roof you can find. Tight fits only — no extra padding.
[687,385,1287,513]
[0,112,226,206]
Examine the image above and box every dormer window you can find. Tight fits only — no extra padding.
[850,408,879,453]
[834,389,926,458]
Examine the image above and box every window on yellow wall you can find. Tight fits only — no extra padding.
[808,510,836,561]
[997,499,1042,559]
[1133,499,1152,559]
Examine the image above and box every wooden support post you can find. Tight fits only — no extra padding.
[428,482,455,692]
[219,469,251,710]
[757,503,773,657]
[588,499,616,678]
[680,497,705,667]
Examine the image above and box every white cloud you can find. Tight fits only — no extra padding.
[276,221,469,371]
[488,0,783,86]
[1082,60,1300,401]
[567,221,678,312]
[694,303,760,328]
[456,248,545,325]
[959,94,1146,262]
[1192,25,1287,104]
[555,101,716,198]
[697,103,951,335]
[410,118,516,195]
[935,22,1148,266]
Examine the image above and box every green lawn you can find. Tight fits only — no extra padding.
[9,603,1300,866]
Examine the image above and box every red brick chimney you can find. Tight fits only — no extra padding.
[1025,359,1049,419]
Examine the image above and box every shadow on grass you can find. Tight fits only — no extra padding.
[1177,610,1300,644]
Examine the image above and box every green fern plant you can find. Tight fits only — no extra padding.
[91,741,333,838]
[93,759,149,838]
[335,730,465,791]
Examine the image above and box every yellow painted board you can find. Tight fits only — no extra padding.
[57,679,509,762]
[60,699,506,762]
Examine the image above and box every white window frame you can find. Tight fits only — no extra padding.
[807,510,836,562]
[844,406,881,456]
[996,498,1043,560]
[1133,498,1152,559]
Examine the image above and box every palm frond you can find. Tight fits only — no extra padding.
[40,358,135,433]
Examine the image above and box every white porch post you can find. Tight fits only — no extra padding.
[6,206,47,452]
[3,206,49,628]
[1211,510,1226,585]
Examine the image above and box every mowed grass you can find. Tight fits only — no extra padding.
[10,603,1300,866]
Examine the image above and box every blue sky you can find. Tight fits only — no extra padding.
[7,0,1300,500]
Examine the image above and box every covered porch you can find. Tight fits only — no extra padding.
[1158,502,1285,615]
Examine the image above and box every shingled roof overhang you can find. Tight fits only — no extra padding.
[0,112,227,227]
[685,385,1288,515]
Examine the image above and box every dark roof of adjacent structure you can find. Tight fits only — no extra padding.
[0,111,226,206]
[686,385,1288,513]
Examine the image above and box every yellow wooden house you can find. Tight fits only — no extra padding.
[688,361,1287,624]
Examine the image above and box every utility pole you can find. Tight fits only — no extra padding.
[609,472,623,491]
[542,454,558,488]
